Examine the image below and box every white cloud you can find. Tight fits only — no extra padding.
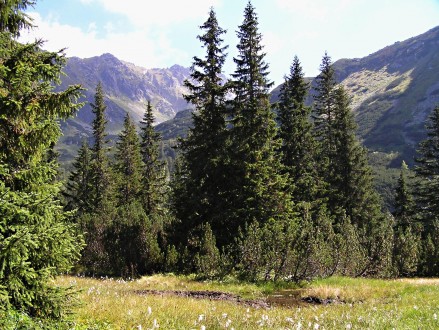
[19,12,188,68]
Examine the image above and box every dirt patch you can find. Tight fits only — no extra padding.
[135,289,347,308]
[134,289,270,309]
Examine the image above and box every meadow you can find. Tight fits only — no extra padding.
[32,275,439,329]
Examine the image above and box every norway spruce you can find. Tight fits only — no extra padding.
[230,2,296,278]
[173,8,230,252]
[0,0,83,317]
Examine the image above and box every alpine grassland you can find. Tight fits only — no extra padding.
[29,275,438,329]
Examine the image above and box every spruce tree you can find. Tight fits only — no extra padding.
[414,105,439,275]
[313,52,337,149]
[139,101,168,218]
[0,1,84,317]
[90,82,112,211]
[229,2,292,231]
[392,162,420,276]
[415,105,439,231]
[331,86,391,275]
[114,113,143,205]
[64,138,93,215]
[277,55,319,202]
[174,8,230,250]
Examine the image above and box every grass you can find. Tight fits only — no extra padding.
[51,274,439,329]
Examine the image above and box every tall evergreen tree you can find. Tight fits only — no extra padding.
[64,138,93,214]
[414,105,439,275]
[173,8,230,249]
[330,86,391,275]
[277,56,319,202]
[229,2,293,241]
[114,113,143,205]
[313,52,337,149]
[392,161,420,276]
[0,1,84,317]
[90,82,112,211]
[140,101,168,218]
[415,105,439,232]
[393,161,416,228]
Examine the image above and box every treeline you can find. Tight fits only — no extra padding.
[2,0,439,322]
[65,3,439,281]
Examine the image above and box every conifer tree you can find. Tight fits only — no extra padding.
[174,8,230,249]
[313,52,337,149]
[330,86,391,275]
[229,1,292,232]
[140,101,168,218]
[64,138,93,215]
[392,161,420,276]
[0,1,84,317]
[414,105,439,275]
[415,105,439,231]
[90,82,112,211]
[277,56,319,202]
[114,113,143,205]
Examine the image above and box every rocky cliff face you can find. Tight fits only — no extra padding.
[57,53,192,163]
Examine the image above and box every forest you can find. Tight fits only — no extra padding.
[1,0,439,327]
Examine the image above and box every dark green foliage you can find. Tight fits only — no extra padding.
[194,223,221,279]
[114,114,143,205]
[229,2,293,232]
[64,139,92,214]
[0,5,84,317]
[106,202,162,277]
[173,8,231,251]
[415,105,439,275]
[90,82,112,211]
[0,0,34,36]
[277,56,320,203]
[415,105,439,231]
[140,101,169,220]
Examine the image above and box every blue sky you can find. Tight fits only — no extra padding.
[21,0,439,85]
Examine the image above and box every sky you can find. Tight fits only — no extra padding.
[20,0,439,85]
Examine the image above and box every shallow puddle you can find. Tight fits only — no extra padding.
[267,289,307,307]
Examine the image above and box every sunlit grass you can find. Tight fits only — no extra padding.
[55,274,439,329]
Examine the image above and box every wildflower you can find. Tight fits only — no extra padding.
[346,323,352,329]
[222,313,228,318]
[137,325,142,330]
[296,321,302,330]
[314,323,320,330]
[414,305,419,310]
[152,319,159,328]
[201,326,206,330]
[147,306,152,315]
[286,317,294,324]
[434,313,437,320]
[225,319,232,328]
[198,314,205,322]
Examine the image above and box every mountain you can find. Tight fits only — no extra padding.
[335,26,439,164]
[57,53,191,163]
[270,26,439,166]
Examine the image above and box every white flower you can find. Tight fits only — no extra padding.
[201,326,206,330]
[198,314,205,322]
[346,323,352,329]
[136,325,142,330]
[153,319,159,328]
[434,313,438,320]
[222,313,228,318]
[225,319,232,328]
[286,317,294,323]
[147,306,152,315]
[314,323,320,330]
